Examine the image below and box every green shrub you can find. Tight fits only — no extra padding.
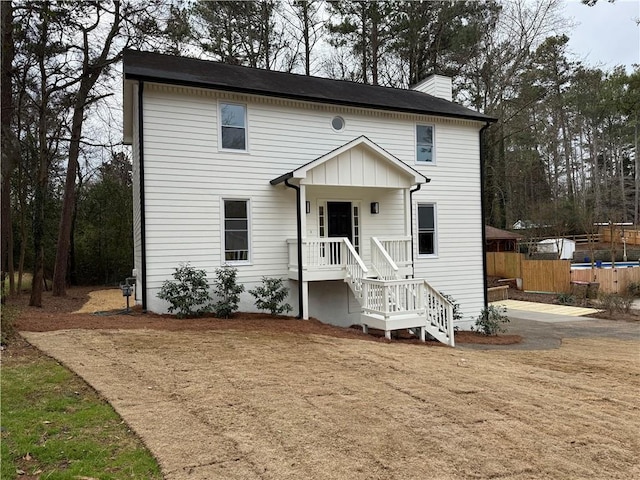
[557,292,575,305]
[249,277,292,316]
[157,263,212,318]
[212,266,244,318]
[474,305,509,336]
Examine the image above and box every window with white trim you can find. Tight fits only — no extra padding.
[223,199,250,262]
[353,204,360,253]
[220,103,247,150]
[417,203,436,255]
[416,124,434,163]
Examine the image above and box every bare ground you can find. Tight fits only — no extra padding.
[6,288,640,479]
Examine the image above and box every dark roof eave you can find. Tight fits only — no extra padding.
[270,172,294,186]
[124,72,497,124]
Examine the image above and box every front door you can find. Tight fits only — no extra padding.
[327,202,352,264]
[327,201,352,241]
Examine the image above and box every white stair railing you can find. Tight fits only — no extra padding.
[360,277,455,347]
[342,238,369,299]
[370,237,400,280]
[423,280,455,347]
[376,236,412,269]
[362,278,424,317]
[301,238,345,268]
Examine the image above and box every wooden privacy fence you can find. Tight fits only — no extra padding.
[486,252,522,278]
[571,267,640,294]
[522,259,571,293]
[601,228,640,246]
[486,252,570,293]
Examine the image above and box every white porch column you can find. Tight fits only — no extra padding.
[300,184,307,239]
[302,280,309,320]
[404,189,411,237]
[300,184,309,319]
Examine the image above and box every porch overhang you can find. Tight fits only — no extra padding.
[270,136,429,188]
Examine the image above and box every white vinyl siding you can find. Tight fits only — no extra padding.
[131,83,142,301]
[139,83,484,327]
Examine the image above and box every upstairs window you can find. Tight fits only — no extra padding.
[224,199,250,262]
[416,124,434,163]
[418,203,436,255]
[220,103,247,150]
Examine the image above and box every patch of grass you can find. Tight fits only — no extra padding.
[1,345,162,480]
[1,272,33,297]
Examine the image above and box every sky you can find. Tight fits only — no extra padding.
[563,0,639,72]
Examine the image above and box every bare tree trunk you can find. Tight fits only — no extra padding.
[591,127,601,216]
[30,10,52,307]
[370,8,378,85]
[634,112,639,225]
[52,2,121,296]
[302,2,310,75]
[52,99,84,296]
[29,118,48,307]
[360,2,368,84]
[1,0,15,298]
[618,147,626,222]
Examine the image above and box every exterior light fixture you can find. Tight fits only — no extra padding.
[370,202,380,214]
[306,201,311,214]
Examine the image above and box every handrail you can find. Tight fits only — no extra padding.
[375,236,412,268]
[361,278,424,317]
[343,238,368,299]
[371,237,399,280]
[423,279,455,347]
[343,238,368,273]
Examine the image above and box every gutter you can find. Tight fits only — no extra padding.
[479,122,492,309]
[283,178,304,319]
[138,81,148,312]
[408,183,423,278]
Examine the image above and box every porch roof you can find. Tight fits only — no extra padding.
[270,136,429,188]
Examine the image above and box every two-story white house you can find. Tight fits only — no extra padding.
[123,50,495,346]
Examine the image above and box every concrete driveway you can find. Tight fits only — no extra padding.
[472,300,640,350]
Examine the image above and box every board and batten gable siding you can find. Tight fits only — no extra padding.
[302,144,413,188]
[138,82,485,324]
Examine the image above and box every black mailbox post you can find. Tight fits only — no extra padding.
[120,279,135,313]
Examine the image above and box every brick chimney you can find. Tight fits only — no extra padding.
[411,74,452,102]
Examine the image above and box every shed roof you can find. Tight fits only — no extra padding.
[485,226,523,241]
[123,50,495,123]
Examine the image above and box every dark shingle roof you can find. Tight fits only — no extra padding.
[123,50,495,123]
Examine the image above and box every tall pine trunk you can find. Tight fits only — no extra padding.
[1,1,15,298]
[52,97,85,295]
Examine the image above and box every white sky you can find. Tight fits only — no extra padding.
[563,0,639,71]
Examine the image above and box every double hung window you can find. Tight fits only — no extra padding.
[220,103,247,150]
[418,203,436,255]
[224,199,249,262]
[416,124,434,163]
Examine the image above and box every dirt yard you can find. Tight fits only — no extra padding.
[6,288,640,479]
